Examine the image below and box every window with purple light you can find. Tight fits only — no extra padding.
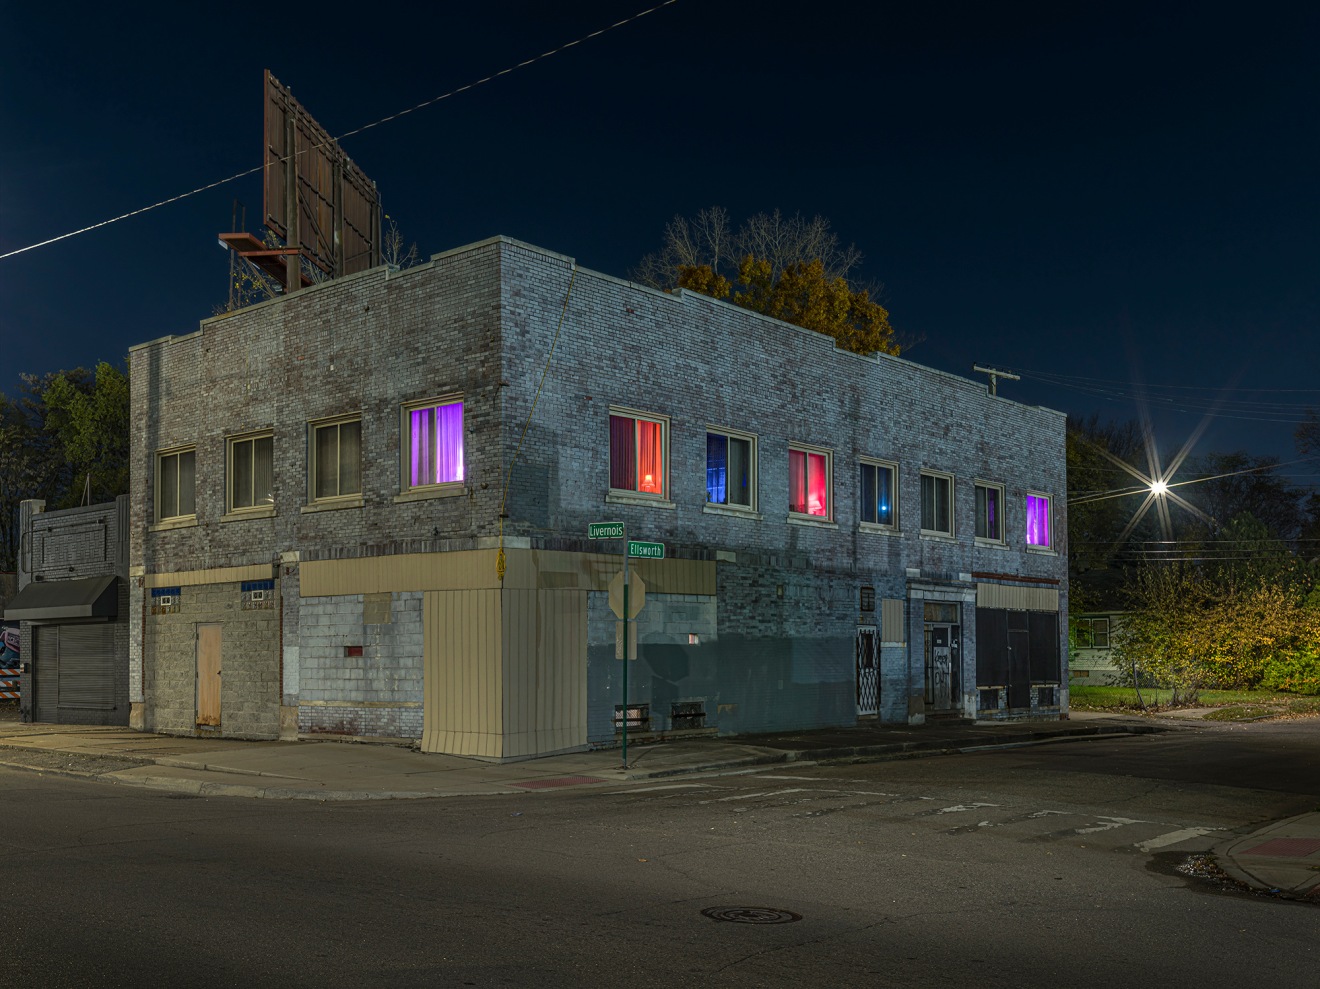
[405,399,464,490]
[1026,493,1052,548]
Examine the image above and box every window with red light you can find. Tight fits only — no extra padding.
[788,445,831,519]
[609,412,667,498]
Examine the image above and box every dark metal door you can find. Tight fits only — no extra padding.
[1008,629,1031,708]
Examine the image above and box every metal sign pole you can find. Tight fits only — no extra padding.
[621,523,629,770]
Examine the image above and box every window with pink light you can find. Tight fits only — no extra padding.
[788,445,831,518]
[404,399,464,490]
[1026,493,1052,548]
[609,412,667,497]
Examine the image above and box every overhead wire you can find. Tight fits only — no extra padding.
[0,0,682,264]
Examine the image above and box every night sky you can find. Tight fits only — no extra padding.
[2,1,1316,486]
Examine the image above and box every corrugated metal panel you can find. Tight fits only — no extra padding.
[881,599,905,645]
[535,589,587,756]
[421,589,503,757]
[976,583,1060,612]
[146,564,275,589]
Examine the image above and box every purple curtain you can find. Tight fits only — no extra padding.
[610,415,636,490]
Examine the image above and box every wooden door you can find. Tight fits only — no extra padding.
[196,624,222,727]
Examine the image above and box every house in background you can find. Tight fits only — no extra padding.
[127,236,1068,760]
[3,497,130,724]
[1069,612,1125,685]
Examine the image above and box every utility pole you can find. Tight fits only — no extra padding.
[972,365,1021,397]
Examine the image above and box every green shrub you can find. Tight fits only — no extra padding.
[1260,646,1320,696]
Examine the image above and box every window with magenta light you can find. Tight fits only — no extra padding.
[788,445,831,519]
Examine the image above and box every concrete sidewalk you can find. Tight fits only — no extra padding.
[3,708,1318,900]
[0,710,1164,801]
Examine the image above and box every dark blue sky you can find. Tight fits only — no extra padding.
[2,1,1317,486]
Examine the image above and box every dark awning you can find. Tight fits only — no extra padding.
[3,575,118,621]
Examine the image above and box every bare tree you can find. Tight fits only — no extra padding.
[633,206,734,289]
[734,209,862,283]
[382,216,420,272]
[633,206,863,290]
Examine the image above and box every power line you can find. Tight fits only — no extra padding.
[0,0,681,264]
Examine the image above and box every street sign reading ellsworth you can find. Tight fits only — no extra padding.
[627,541,665,559]
[588,522,624,539]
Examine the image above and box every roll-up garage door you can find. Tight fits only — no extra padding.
[58,624,116,713]
[32,623,119,724]
[34,626,59,722]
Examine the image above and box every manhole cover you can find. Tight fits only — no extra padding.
[701,907,802,925]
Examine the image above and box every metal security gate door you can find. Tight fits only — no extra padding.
[924,624,960,713]
[856,625,879,716]
[196,624,222,728]
[57,624,115,717]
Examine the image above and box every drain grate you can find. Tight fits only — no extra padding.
[701,907,802,925]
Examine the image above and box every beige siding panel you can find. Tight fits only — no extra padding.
[304,551,501,597]
[305,548,715,597]
[976,583,1060,612]
[881,599,906,645]
[147,564,276,588]
[421,588,504,757]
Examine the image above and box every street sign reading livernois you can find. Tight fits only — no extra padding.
[588,521,625,539]
[627,541,665,559]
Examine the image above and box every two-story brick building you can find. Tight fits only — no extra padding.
[127,236,1068,759]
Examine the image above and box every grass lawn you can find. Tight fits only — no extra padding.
[1070,685,1320,720]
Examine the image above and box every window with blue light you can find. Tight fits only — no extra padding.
[859,460,897,528]
[705,429,755,510]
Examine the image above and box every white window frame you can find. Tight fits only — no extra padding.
[704,425,758,515]
[607,406,672,506]
[858,457,899,532]
[226,430,275,517]
[974,480,1006,544]
[308,413,363,506]
[919,469,955,538]
[1026,490,1055,551]
[398,395,465,501]
[787,442,834,523]
[155,445,197,523]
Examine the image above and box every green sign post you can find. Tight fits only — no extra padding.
[627,541,665,559]
[589,520,634,768]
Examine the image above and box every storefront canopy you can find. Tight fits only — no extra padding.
[3,575,118,621]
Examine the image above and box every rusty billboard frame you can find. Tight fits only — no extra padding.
[263,70,381,290]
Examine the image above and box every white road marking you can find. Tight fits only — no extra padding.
[1029,810,1069,819]
[708,788,810,803]
[1135,827,1220,852]
[1076,816,1147,834]
[757,775,822,781]
[625,783,713,794]
[939,802,1000,814]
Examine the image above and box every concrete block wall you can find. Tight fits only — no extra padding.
[297,591,424,738]
[142,581,279,738]
[586,591,718,743]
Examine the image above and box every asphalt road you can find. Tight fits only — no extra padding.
[2,720,1319,988]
